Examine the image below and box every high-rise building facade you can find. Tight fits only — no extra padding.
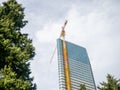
[57,38,96,90]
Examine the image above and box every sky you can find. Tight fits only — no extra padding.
[0,0,120,90]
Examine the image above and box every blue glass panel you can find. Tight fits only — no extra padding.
[57,39,90,64]
[57,39,63,57]
[66,41,89,64]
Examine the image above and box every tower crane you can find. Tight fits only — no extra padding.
[50,20,68,63]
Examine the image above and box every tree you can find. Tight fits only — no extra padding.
[0,0,36,89]
[79,84,86,90]
[97,74,120,90]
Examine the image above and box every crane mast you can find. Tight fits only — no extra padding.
[60,20,71,90]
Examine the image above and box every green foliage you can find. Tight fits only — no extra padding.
[79,84,86,90]
[97,74,120,90]
[0,65,31,90]
[0,0,36,89]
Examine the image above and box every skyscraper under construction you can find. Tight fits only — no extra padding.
[57,21,96,90]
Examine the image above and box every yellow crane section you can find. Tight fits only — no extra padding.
[62,40,71,90]
[60,20,71,90]
[59,20,67,38]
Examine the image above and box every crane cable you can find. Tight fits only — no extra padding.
[50,45,57,63]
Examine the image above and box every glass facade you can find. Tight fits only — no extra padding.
[57,39,96,90]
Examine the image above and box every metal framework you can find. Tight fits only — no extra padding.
[60,20,71,90]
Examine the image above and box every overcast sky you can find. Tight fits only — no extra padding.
[0,0,120,90]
